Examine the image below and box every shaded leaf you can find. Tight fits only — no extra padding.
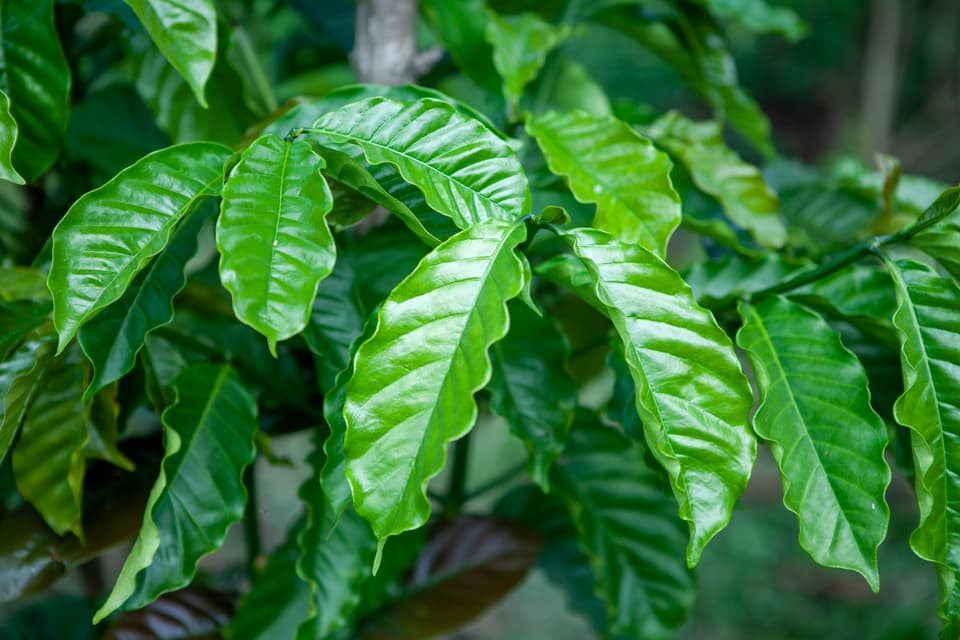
[123,0,216,107]
[883,257,960,630]
[296,439,377,639]
[309,97,530,227]
[95,364,258,621]
[538,56,613,117]
[561,227,755,564]
[534,253,605,313]
[552,419,694,639]
[85,383,135,471]
[303,258,366,392]
[485,11,573,114]
[527,110,680,255]
[105,587,234,640]
[683,253,806,309]
[777,180,880,254]
[0,267,48,302]
[0,335,55,465]
[11,344,88,537]
[736,295,891,590]
[49,142,231,352]
[358,516,541,639]
[421,0,501,93]
[912,219,960,282]
[488,301,576,489]
[647,111,784,248]
[217,134,335,353]
[78,202,209,402]
[0,90,23,184]
[0,0,70,181]
[344,220,527,547]
[701,0,808,40]
[0,300,51,360]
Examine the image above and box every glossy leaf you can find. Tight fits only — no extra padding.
[647,111,785,248]
[485,11,573,113]
[551,419,695,639]
[736,296,891,590]
[488,301,576,489]
[105,587,233,640]
[912,219,960,282]
[0,0,70,181]
[344,220,527,547]
[527,110,681,255]
[561,227,755,564]
[95,364,258,621]
[217,134,335,354]
[534,253,605,313]
[0,335,55,465]
[78,203,208,402]
[308,97,530,227]
[358,516,541,639]
[296,440,377,640]
[122,0,216,107]
[226,524,312,640]
[883,257,960,627]
[12,344,89,537]
[49,142,231,352]
[0,90,23,184]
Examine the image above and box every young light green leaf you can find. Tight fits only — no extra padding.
[488,301,576,490]
[0,0,71,181]
[647,111,785,248]
[94,364,258,622]
[122,0,216,107]
[12,343,89,537]
[296,439,377,639]
[736,296,891,591]
[0,90,24,184]
[485,11,574,114]
[49,142,231,353]
[551,418,695,639]
[882,257,960,626]
[527,110,681,256]
[344,220,527,548]
[217,134,336,354]
[308,97,530,227]
[561,227,755,564]
[78,203,209,402]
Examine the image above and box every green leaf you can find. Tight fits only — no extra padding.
[85,383,135,472]
[358,516,541,639]
[736,295,891,590]
[539,56,613,117]
[49,142,231,352]
[0,0,70,181]
[551,418,695,639]
[78,203,209,402]
[527,110,681,256]
[226,524,312,640]
[561,227,755,564]
[421,0,501,94]
[0,267,48,302]
[303,258,366,392]
[344,220,527,547]
[882,257,960,628]
[485,11,574,114]
[12,344,89,537]
[0,90,23,184]
[296,439,377,640]
[777,180,880,254]
[105,587,234,640]
[0,300,52,360]
[0,335,56,467]
[701,0,808,40]
[308,97,530,227]
[488,301,576,490]
[912,219,960,282]
[683,253,807,309]
[646,111,785,248]
[122,0,216,107]
[534,253,605,313]
[217,134,336,354]
[95,364,258,622]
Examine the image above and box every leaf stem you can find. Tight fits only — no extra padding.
[242,463,262,580]
[442,434,472,517]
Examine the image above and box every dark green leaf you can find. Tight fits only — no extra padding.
[122,0,216,107]
[0,300,51,360]
[309,97,530,226]
[0,0,70,181]
[527,110,681,255]
[78,203,209,402]
[105,587,234,640]
[344,220,527,548]
[701,0,808,40]
[95,364,258,621]
[358,516,541,639]
[303,258,366,392]
[561,227,755,564]
[421,0,501,93]
[217,134,335,353]
[778,180,880,254]
[736,296,891,590]
[11,343,88,537]
[683,253,807,309]
[534,253,605,313]
[85,383,135,471]
[488,301,575,489]
[49,142,231,352]
[647,111,785,248]
[0,335,55,465]
[912,219,960,281]
[0,90,23,184]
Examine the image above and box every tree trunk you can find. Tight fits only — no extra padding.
[352,0,419,85]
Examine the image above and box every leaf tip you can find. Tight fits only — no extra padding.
[372,538,386,576]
